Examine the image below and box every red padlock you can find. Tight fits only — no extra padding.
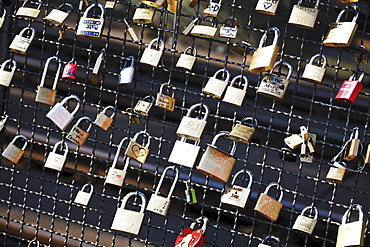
[174,216,208,247]
[61,60,78,81]
[335,72,364,103]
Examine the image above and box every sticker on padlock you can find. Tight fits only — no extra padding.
[9,26,36,54]
[222,74,248,106]
[203,0,222,17]
[111,191,147,235]
[147,166,179,216]
[2,135,28,164]
[176,46,197,71]
[185,181,198,204]
[302,54,327,83]
[169,137,201,168]
[229,117,258,144]
[132,3,155,24]
[66,116,93,147]
[134,95,155,116]
[288,0,320,29]
[61,60,78,81]
[16,0,42,19]
[140,38,165,67]
[0,59,17,87]
[123,18,139,42]
[221,169,253,208]
[292,206,319,234]
[0,8,6,29]
[190,16,219,38]
[76,3,105,39]
[255,0,281,15]
[46,94,80,131]
[258,235,281,247]
[74,183,94,206]
[335,72,364,104]
[202,68,231,98]
[254,182,284,221]
[44,141,68,171]
[44,3,73,25]
[124,131,150,164]
[94,105,115,130]
[119,55,135,85]
[92,48,105,84]
[219,17,238,39]
[155,82,176,111]
[105,137,130,186]
[125,108,141,124]
[174,216,208,247]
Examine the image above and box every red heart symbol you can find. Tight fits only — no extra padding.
[116,175,122,179]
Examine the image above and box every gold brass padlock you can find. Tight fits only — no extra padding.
[354,45,368,65]
[105,137,130,186]
[255,0,281,15]
[176,46,197,71]
[76,3,105,39]
[0,59,17,87]
[190,16,219,38]
[35,56,62,105]
[132,3,155,24]
[219,17,238,39]
[66,116,93,147]
[155,82,176,111]
[302,54,327,83]
[142,0,165,8]
[229,40,254,56]
[9,26,36,54]
[254,182,284,221]
[140,38,165,67]
[16,0,42,19]
[134,95,155,116]
[326,161,347,184]
[44,141,68,171]
[344,127,361,161]
[124,131,151,164]
[2,135,28,164]
[125,108,141,124]
[203,0,222,17]
[258,235,281,247]
[44,3,73,25]
[74,183,93,206]
[166,0,178,14]
[335,0,358,3]
[222,74,249,106]
[288,0,320,29]
[202,68,231,98]
[94,105,115,130]
[323,4,359,47]
[292,206,319,234]
[229,117,258,144]
[0,8,6,29]
[249,27,280,73]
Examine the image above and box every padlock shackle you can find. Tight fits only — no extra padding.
[186,103,210,121]
[142,95,155,103]
[309,54,327,68]
[0,115,8,126]
[239,117,258,127]
[52,140,69,157]
[19,26,36,39]
[154,166,179,199]
[190,216,209,232]
[0,59,17,73]
[27,238,40,247]
[112,137,129,169]
[301,205,319,220]
[258,27,280,49]
[269,61,293,80]
[179,137,200,146]
[336,4,359,23]
[57,2,73,13]
[132,130,151,148]
[83,3,105,19]
[263,182,283,202]
[1,8,6,18]
[22,0,42,9]
[222,17,238,27]
[159,82,175,97]
[120,191,147,213]
[40,56,62,90]
[148,38,165,52]
[342,203,363,224]
[297,0,320,9]
[230,75,248,91]
[60,94,81,116]
[356,44,367,52]
[198,15,219,27]
[261,235,280,245]
[67,59,77,65]
[348,72,364,82]
[349,126,359,140]
[213,68,231,83]
[101,105,115,118]
[11,135,28,151]
[231,169,253,189]
[184,46,197,56]
[80,183,94,194]
[75,116,93,132]
[211,131,237,156]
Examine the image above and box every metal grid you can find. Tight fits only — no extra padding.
[0,0,370,246]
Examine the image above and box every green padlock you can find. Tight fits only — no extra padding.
[185,181,197,204]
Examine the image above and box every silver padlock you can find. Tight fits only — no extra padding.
[221,169,253,208]
[118,55,135,85]
[123,18,139,42]
[155,82,176,111]
[9,26,36,54]
[44,3,73,25]
[182,16,199,35]
[168,137,201,169]
[124,131,151,164]
[74,183,94,206]
[203,0,222,17]
[202,68,231,98]
[257,61,293,100]
[94,105,115,130]
[105,0,117,9]
[255,0,281,15]
[288,0,320,29]
[229,117,258,144]
[2,135,28,164]
[176,103,210,141]
[92,48,105,84]
[132,3,155,24]
[46,94,80,131]
[176,46,197,71]
[302,54,327,83]
[134,95,155,116]
[111,191,147,235]
[147,166,179,216]
[292,206,318,234]
[140,38,164,67]
[66,116,93,147]
[16,0,42,19]
[76,3,105,39]
[190,16,218,38]
[35,56,62,105]
[0,59,17,87]
[222,74,248,106]
[258,235,281,247]
[44,141,68,171]
[0,8,6,28]
[219,17,238,39]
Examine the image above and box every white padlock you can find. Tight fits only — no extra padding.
[0,59,17,87]
[74,183,94,206]
[221,169,253,208]
[2,135,28,164]
[46,94,80,131]
[105,137,130,187]
[168,137,201,169]
[44,141,68,171]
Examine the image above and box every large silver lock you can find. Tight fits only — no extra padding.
[16,0,42,19]
[255,0,281,15]
[323,4,359,47]
[257,61,293,100]
[146,166,179,216]
[94,105,115,130]
[168,137,201,168]
[140,38,165,67]
[292,206,318,234]
[229,117,258,144]
[44,3,73,25]
[203,0,222,17]
[219,17,238,39]
[302,54,327,83]
[35,56,62,105]
[176,46,197,71]
[9,26,36,54]
[222,74,249,106]
[66,116,93,147]
[106,137,130,186]
[0,59,17,87]
[202,68,231,98]
[46,94,80,131]
[155,82,176,111]
[288,0,320,29]
[111,191,147,235]
[258,235,281,247]
[176,103,210,141]
[132,4,155,24]
[124,131,151,164]
[134,95,155,116]
[221,169,253,208]
[76,3,105,39]
[74,183,94,206]
[44,141,68,171]
[0,8,6,28]
[2,135,28,164]
[190,16,219,38]
[118,55,135,85]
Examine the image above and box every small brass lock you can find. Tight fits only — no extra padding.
[140,38,165,67]
[343,127,361,161]
[44,141,68,171]
[2,135,28,164]
[219,17,238,39]
[292,206,319,234]
[288,0,320,29]
[105,137,130,186]
[221,169,253,208]
[124,131,151,164]
[190,16,219,38]
[258,235,281,247]
[66,116,93,147]
[125,108,141,124]
[16,0,42,19]
[222,74,249,106]
[302,54,327,83]
[94,105,115,130]
[335,72,364,104]
[202,68,231,98]
[0,59,17,87]
[133,4,155,24]
[326,161,347,184]
[155,82,176,111]
[203,0,222,17]
[44,3,73,25]
[74,183,94,206]
[255,0,281,15]
[134,95,155,116]
[254,182,284,221]
[229,117,258,144]
[76,3,105,39]
[119,55,135,85]
[354,45,368,65]
[9,26,36,54]
[176,46,197,71]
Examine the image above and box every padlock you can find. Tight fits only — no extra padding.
[46,94,80,131]
[92,48,105,84]
[111,191,147,235]
[221,169,253,208]
[155,82,176,111]
[132,4,155,24]
[257,61,293,100]
[288,0,320,29]
[299,126,315,157]
[44,141,68,171]
[222,75,249,106]
[176,46,197,71]
[255,0,281,15]
[0,59,17,87]
[169,137,201,168]
[16,0,42,19]
[0,115,8,132]
[219,17,238,39]
[76,3,105,39]
[258,235,281,247]
[190,16,219,38]
[27,238,40,247]
[119,55,135,85]
[189,0,199,8]
[229,40,254,56]
[202,68,231,98]
[94,105,115,130]
[124,131,151,164]
[335,0,359,4]
[176,103,210,141]
[249,27,280,73]
[300,133,316,163]
[2,135,28,164]
[354,45,368,65]
[125,108,141,124]
[323,4,359,47]
[336,204,366,247]
[35,56,62,105]
[292,206,318,234]
[284,134,304,149]
[61,60,78,81]
[197,131,237,183]
[326,161,346,184]
[185,181,197,204]
[229,117,258,144]
[302,54,327,83]
[58,24,67,40]
[44,3,73,25]
[174,216,208,247]
[134,95,155,116]
[142,0,165,8]
[182,17,199,35]
[335,72,364,104]
[9,26,36,54]
[66,116,93,147]
[343,127,360,161]
[105,0,116,9]
[166,0,178,14]
[254,182,284,221]
[0,8,6,28]
[203,0,222,17]
[147,166,179,216]
[365,144,370,165]
[74,183,93,206]
[140,38,165,67]
[105,137,130,186]
[123,18,139,42]
[278,147,297,162]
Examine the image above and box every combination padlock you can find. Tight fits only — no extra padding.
[202,68,231,98]
[229,117,258,144]
[222,74,248,106]
[74,183,94,206]
[61,60,78,81]
[44,141,68,171]
[155,82,176,111]
[185,181,197,204]
[9,26,36,54]
[221,169,253,208]
[44,3,73,25]
[292,206,319,234]
[105,137,130,186]
[302,54,327,83]
[176,46,197,71]
[66,116,93,147]
[0,59,17,87]
[134,95,155,116]
[46,94,80,131]
[140,38,165,67]
[94,105,115,130]
[16,0,42,19]
[219,17,238,39]
[288,0,320,29]
[326,161,347,184]
[76,3,105,39]
[2,135,28,164]
[190,16,219,38]
[118,55,135,85]
[255,0,281,15]
[124,131,151,164]
[335,72,364,104]
[132,3,155,24]
[254,182,284,221]
[203,0,222,17]
[175,216,208,247]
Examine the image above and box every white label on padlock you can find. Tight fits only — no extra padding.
[168,140,200,168]
[105,167,126,186]
[111,208,144,235]
[221,185,250,208]
[44,152,66,171]
[219,27,238,39]
[74,191,92,206]
[0,70,14,87]
[46,103,74,130]
[203,77,228,98]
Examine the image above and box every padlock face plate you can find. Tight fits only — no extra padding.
[191,25,217,38]
[222,86,246,107]
[124,140,149,164]
[45,9,69,25]
[146,194,171,216]
[2,144,24,164]
[288,5,318,29]
[155,93,175,111]
[44,152,66,171]
[255,0,281,15]
[16,7,40,18]
[9,36,32,54]
[176,116,207,141]
[176,54,196,70]
[254,193,282,221]
[335,80,363,104]
[326,166,346,184]
[46,103,74,131]
[94,113,113,130]
[229,124,255,144]
[0,70,14,87]
[111,208,144,235]
[219,27,238,39]
[132,8,155,23]
[105,167,127,186]
[292,215,317,234]
[119,67,134,84]
[134,101,152,116]
[76,17,104,39]
[336,221,365,247]
[257,75,290,100]
[66,126,90,147]
[168,140,200,168]
[202,77,228,98]
[221,184,250,208]
[74,191,92,206]
[35,86,57,105]
[284,134,304,149]
[323,22,358,47]
[302,64,326,83]
[140,48,162,67]
[249,45,279,73]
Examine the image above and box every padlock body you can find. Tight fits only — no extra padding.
[175,228,206,247]
[176,54,196,71]
[326,164,346,184]
[284,134,304,149]
[335,80,363,104]
[176,116,207,141]
[44,152,66,171]
[111,208,144,235]
[94,112,113,130]
[190,25,217,38]
[105,167,127,186]
[168,140,200,168]
[323,22,358,47]
[288,5,318,29]
[336,220,365,247]
[119,66,134,84]
[44,9,69,25]
[142,0,166,8]
[255,0,281,15]
[0,70,14,87]
[203,2,221,17]
[140,48,162,67]
[0,17,4,28]
[292,215,317,234]
[155,93,175,111]
[219,27,238,39]
[221,184,251,208]
[2,143,24,164]
[124,140,149,164]
[61,63,78,81]
[222,86,246,107]
[229,124,255,144]
[146,194,171,216]
[74,191,92,206]
[202,77,228,98]
[257,75,290,100]
[35,86,57,105]
[302,64,326,83]
[343,139,360,161]
[132,8,155,24]
[249,45,279,73]
[66,126,89,147]
[46,103,74,131]
[76,17,104,39]
[9,35,32,54]
[254,193,282,221]
[185,188,197,204]
[125,112,141,124]
[134,100,153,116]
[197,145,236,183]
[16,7,40,18]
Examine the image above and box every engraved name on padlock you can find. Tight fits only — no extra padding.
[61,60,78,81]
[255,0,281,15]
[9,27,36,54]
[176,46,197,71]
[202,68,231,98]
[222,74,248,106]
[254,182,284,221]
[0,8,6,28]
[288,0,320,29]
[258,235,281,247]
[105,137,130,186]
[76,3,105,39]
[94,105,115,130]
[302,54,327,83]
[169,137,201,168]
[44,141,68,171]
[16,0,42,19]
[335,72,364,104]
[134,95,155,116]
[221,169,253,208]
[66,116,93,147]
[155,82,176,111]
[326,161,346,184]
[44,3,73,25]
[147,166,179,216]
[74,183,93,206]
[124,131,150,164]
[46,95,80,131]
[132,4,155,24]
[229,117,258,144]
[175,216,208,247]
[140,38,164,67]
[119,55,135,84]
[0,59,17,87]
[2,135,28,164]
[292,206,318,234]
[219,17,238,39]
[111,191,146,235]
[190,16,219,38]
[203,0,222,17]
